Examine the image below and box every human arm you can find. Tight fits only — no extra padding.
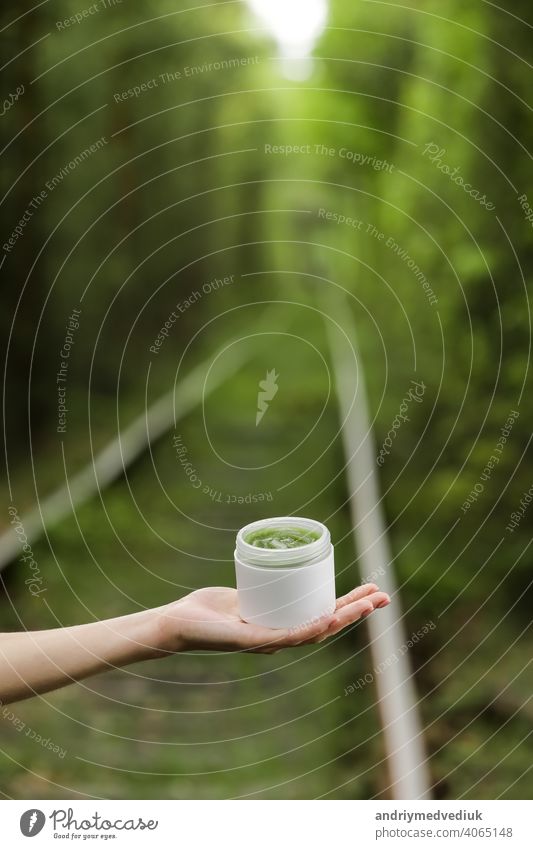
[0,583,389,704]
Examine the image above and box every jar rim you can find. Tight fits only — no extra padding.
[235,516,331,567]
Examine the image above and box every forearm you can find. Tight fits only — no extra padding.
[0,609,164,704]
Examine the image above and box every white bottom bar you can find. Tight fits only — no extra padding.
[0,800,530,848]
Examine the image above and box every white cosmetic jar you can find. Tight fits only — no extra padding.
[234,516,336,629]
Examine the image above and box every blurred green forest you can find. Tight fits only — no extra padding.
[0,0,531,799]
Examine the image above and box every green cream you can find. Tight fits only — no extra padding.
[245,527,321,550]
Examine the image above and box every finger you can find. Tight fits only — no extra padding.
[328,592,390,636]
[240,591,390,651]
[282,592,392,646]
[237,615,329,651]
[253,646,282,655]
[284,612,339,646]
[335,583,379,610]
[252,612,336,649]
[339,590,390,621]
[302,612,363,644]
[304,608,372,645]
[285,611,351,646]
[305,628,336,644]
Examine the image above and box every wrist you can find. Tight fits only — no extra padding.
[150,602,188,655]
[108,608,173,663]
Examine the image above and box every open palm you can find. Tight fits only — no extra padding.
[157,583,390,654]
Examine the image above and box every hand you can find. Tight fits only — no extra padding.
[155,583,390,655]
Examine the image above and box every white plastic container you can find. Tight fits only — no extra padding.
[234,516,336,629]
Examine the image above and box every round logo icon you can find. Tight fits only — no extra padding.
[20,809,46,837]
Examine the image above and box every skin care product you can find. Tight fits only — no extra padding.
[235,516,335,629]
